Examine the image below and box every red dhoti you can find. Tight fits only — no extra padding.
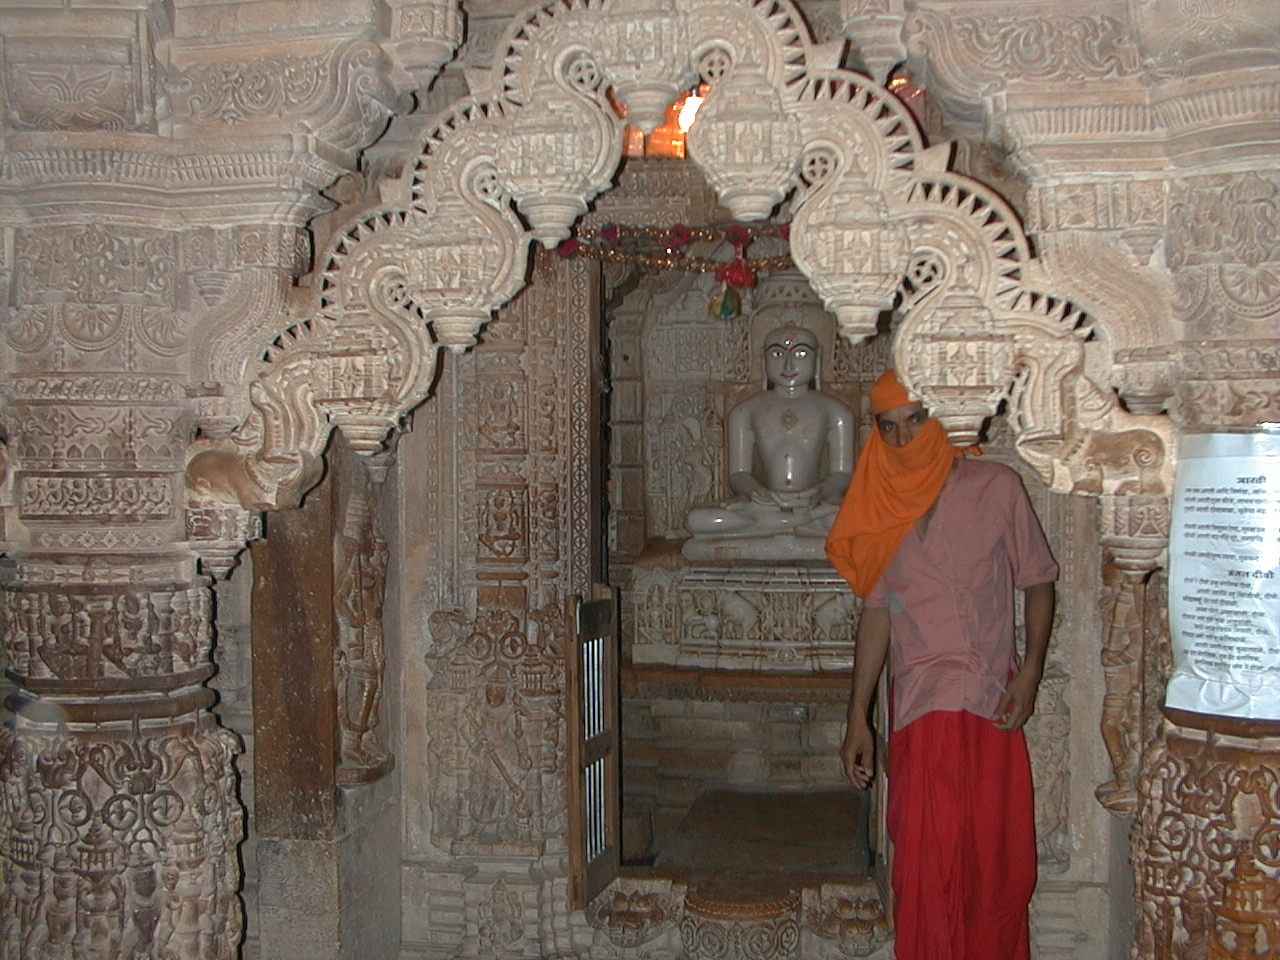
[887,709,1037,960]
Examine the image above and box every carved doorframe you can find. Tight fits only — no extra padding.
[181,0,1174,943]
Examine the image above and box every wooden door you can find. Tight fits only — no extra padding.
[566,584,620,909]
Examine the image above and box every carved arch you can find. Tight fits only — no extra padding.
[187,0,1170,563]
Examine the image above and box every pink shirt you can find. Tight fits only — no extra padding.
[865,459,1058,731]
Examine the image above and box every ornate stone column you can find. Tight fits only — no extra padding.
[0,3,449,956]
[0,215,252,960]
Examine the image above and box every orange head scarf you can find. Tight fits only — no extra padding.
[825,370,968,598]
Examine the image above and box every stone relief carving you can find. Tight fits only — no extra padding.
[943,15,1141,83]
[631,566,860,672]
[1030,229,1176,418]
[800,881,891,957]
[424,601,564,854]
[1132,722,1280,960]
[902,10,1141,126]
[647,389,723,541]
[477,876,525,956]
[785,73,923,340]
[1096,560,1146,814]
[4,25,154,134]
[166,37,399,156]
[1,584,211,684]
[587,878,686,949]
[190,224,308,420]
[1135,0,1280,78]
[682,893,802,960]
[0,723,243,960]
[334,454,394,782]
[383,0,466,89]
[405,115,531,349]
[1168,171,1279,337]
[185,218,441,524]
[1027,667,1071,872]
[841,0,908,84]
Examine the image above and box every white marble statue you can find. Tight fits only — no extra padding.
[683,324,855,561]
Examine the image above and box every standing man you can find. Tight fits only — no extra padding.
[825,370,1058,960]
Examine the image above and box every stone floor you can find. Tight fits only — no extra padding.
[652,788,872,901]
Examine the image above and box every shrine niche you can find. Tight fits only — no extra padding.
[0,1,1276,959]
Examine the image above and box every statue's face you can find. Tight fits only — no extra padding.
[763,331,818,390]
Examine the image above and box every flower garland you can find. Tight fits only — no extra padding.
[555,221,794,318]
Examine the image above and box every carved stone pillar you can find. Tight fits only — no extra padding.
[249,435,398,960]
[0,216,248,957]
[0,4,444,957]
[1132,714,1280,960]
[0,206,317,960]
[1,559,243,960]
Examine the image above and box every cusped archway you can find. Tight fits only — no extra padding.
[192,0,1169,526]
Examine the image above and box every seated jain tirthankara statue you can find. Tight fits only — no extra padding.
[683,325,855,561]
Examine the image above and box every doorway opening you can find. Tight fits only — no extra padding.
[588,154,886,915]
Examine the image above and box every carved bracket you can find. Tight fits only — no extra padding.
[185,251,437,571]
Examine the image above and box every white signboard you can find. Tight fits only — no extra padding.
[1166,429,1280,720]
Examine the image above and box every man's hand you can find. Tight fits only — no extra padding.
[993,663,1042,732]
[996,580,1055,732]
[841,722,876,788]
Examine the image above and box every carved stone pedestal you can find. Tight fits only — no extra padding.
[630,560,860,672]
[586,876,890,959]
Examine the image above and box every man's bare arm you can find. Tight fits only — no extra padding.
[994,580,1055,732]
[842,605,890,787]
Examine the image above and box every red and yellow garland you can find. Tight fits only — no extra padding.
[556,221,794,318]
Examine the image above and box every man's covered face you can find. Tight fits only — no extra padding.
[875,402,929,448]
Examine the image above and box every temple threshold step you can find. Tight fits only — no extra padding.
[592,789,887,956]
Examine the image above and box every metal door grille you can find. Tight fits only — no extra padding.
[567,587,618,908]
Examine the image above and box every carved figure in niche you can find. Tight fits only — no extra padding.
[334,483,391,777]
[650,393,719,538]
[2,855,42,959]
[683,325,855,561]
[41,593,88,678]
[73,862,127,960]
[464,665,533,841]
[682,590,719,640]
[121,858,162,960]
[1027,669,1071,871]
[478,877,523,955]
[35,855,77,960]
[155,860,215,960]
[1097,560,1144,813]
[113,593,162,676]
[814,591,859,643]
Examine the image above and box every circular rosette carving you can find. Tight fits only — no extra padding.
[687,65,801,221]
[789,70,926,194]
[59,304,127,352]
[905,175,1030,290]
[134,306,188,356]
[4,306,56,352]
[789,176,909,342]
